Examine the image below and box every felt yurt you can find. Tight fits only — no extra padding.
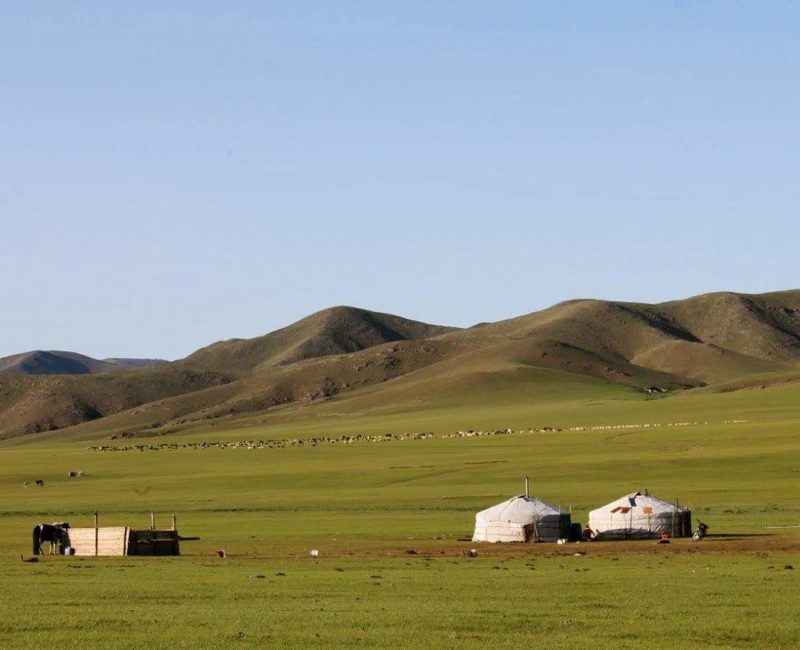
[587,491,691,539]
[473,480,571,543]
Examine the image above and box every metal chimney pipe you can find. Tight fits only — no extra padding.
[525,476,529,499]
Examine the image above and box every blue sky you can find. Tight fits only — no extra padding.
[2,2,798,359]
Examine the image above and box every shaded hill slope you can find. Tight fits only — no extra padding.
[661,290,800,361]
[1,290,799,440]
[0,366,234,435]
[0,350,167,375]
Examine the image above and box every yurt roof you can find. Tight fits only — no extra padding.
[589,491,688,516]
[476,495,563,523]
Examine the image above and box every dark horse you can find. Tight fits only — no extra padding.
[32,522,70,555]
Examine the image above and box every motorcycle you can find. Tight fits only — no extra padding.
[692,521,709,541]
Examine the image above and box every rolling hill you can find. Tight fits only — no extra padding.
[183,306,458,372]
[1,290,798,440]
[0,350,167,376]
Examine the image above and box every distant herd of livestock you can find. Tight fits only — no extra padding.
[84,419,736,453]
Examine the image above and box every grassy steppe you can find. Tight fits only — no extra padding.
[2,552,798,649]
[1,382,799,648]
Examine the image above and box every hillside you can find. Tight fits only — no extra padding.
[1,290,799,441]
[182,306,457,372]
[0,350,167,376]
[0,307,457,438]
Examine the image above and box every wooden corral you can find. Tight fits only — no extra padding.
[64,513,180,556]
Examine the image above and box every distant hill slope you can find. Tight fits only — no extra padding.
[1,291,798,440]
[0,350,168,376]
[103,358,170,370]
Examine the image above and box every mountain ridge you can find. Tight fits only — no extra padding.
[1,290,798,440]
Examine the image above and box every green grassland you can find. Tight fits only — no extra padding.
[3,552,798,649]
[1,379,799,648]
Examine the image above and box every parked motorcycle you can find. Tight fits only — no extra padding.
[692,521,709,541]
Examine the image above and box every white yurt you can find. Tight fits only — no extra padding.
[587,491,692,539]
[473,486,571,543]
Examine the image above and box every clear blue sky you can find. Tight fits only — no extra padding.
[2,2,798,360]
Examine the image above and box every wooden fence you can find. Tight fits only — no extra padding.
[66,526,130,556]
[64,513,180,556]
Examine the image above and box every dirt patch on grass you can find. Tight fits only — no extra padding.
[187,534,800,560]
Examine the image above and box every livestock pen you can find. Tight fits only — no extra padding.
[65,512,180,556]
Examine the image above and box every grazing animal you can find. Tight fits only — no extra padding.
[20,554,39,563]
[32,522,70,555]
[34,480,45,487]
